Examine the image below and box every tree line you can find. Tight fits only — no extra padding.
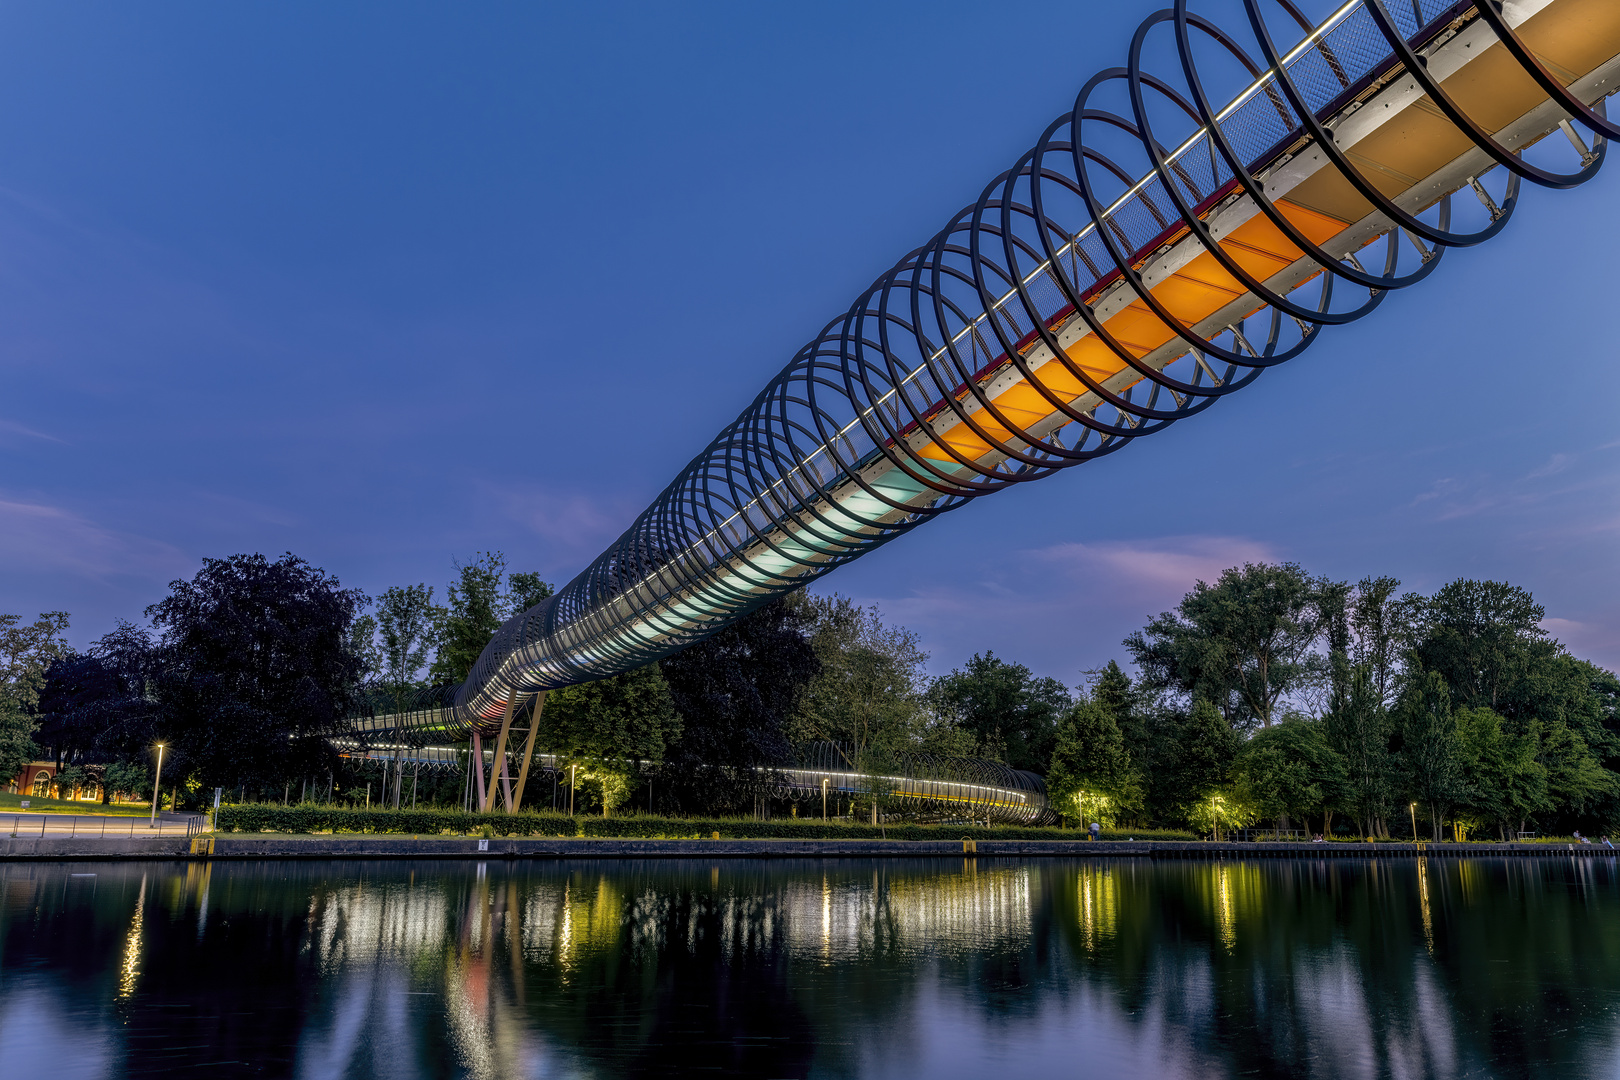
[5,552,1616,836]
[1050,565,1620,840]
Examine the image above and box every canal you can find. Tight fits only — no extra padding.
[2,856,1616,1077]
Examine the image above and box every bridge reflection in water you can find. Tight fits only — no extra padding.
[5,856,1620,1078]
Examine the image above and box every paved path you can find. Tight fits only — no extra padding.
[3,810,203,838]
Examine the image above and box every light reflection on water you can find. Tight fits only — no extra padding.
[2,856,1618,1078]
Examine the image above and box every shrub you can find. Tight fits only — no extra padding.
[214,803,578,836]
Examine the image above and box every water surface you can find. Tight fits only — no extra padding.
[3,855,1617,1078]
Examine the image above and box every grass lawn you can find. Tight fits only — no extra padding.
[0,790,154,816]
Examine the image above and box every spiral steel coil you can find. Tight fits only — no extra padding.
[785,742,1055,825]
[338,739,1057,824]
[379,0,1617,739]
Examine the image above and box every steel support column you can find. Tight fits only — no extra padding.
[511,691,546,813]
[488,693,518,813]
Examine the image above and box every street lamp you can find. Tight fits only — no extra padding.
[1410,802,1420,845]
[149,743,166,829]
[821,777,829,822]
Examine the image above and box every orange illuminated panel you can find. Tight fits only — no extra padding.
[917,200,1347,462]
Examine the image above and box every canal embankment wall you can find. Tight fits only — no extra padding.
[3,835,1617,861]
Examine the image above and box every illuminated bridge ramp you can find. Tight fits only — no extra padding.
[385,0,1620,740]
[344,739,1056,824]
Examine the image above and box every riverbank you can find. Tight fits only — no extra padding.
[4,834,1617,861]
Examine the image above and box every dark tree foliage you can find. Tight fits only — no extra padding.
[34,623,157,778]
[426,554,554,684]
[1047,699,1135,824]
[1324,661,1394,837]
[543,665,682,764]
[1092,661,1132,731]
[1320,576,1415,710]
[1236,717,1347,834]
[507,572,555,615]
[930,651,1070,773]
[429,552,509,684]
[1397,669,1462,840]
[1411,580,1545,713]
[1163,699,1239,815]
[145,553,367,793]
[1126,562,1328,730]
[658,597,819,815]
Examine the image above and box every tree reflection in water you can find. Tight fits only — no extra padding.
[1,855,1617,1078]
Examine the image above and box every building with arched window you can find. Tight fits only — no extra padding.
[6,760,57,799]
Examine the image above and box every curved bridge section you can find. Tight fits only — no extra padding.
[342,739,1056,824]
[392,0,1620,739]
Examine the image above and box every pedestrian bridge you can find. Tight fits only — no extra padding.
[355,0,1620,810]
[340,729,1056,825]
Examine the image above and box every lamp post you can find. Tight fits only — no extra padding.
[148,744,166,829]
[1410,802,1420,845]
[569,764,577,816]
[821,777,829,821]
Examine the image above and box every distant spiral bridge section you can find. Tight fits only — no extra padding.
[340,737,1057,825]
[370,0,1619,740]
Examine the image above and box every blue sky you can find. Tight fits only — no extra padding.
[2,1,1617,683]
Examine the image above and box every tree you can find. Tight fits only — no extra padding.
[660,597,820,814]
[35,623,157,800]
[1349,577,1416,705]
[105,760,150,802]
[35,652,116,768]
[1320,576,1420,712]
[373,584,441,692]
[347,614,382,682]
[0,612,71,785]
[145,553,367,795]
[507,572,555,614]
[1411,580,1546,713]
[1533,719,1613,827]
[1397,670,1462,840]
[1163,698,1240,830]
[54,764,88,801]
[542,664,681,815]
[427,554,554,683]
[1325,662,1394,838]
[1091,661,1133,732]
[929,651,1070,773]
[790,595,929,770]
[1126,562,1328,730]
[429,552,509,684]
[1046,698,1135,826]
[1237,717,1347,835]
[1453,706,1546,841]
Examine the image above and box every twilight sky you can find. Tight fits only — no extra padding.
[2,1,1617,684]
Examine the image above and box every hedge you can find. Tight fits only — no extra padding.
[214,803,1195,842]
[215,804,578,837]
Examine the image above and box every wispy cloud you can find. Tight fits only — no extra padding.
[477,479,641,560]
[1541,617,1620,672]
[0,418,64,443]
[1527,453,1572,479]
[0,498,191,580]
[837,534,1281,680]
